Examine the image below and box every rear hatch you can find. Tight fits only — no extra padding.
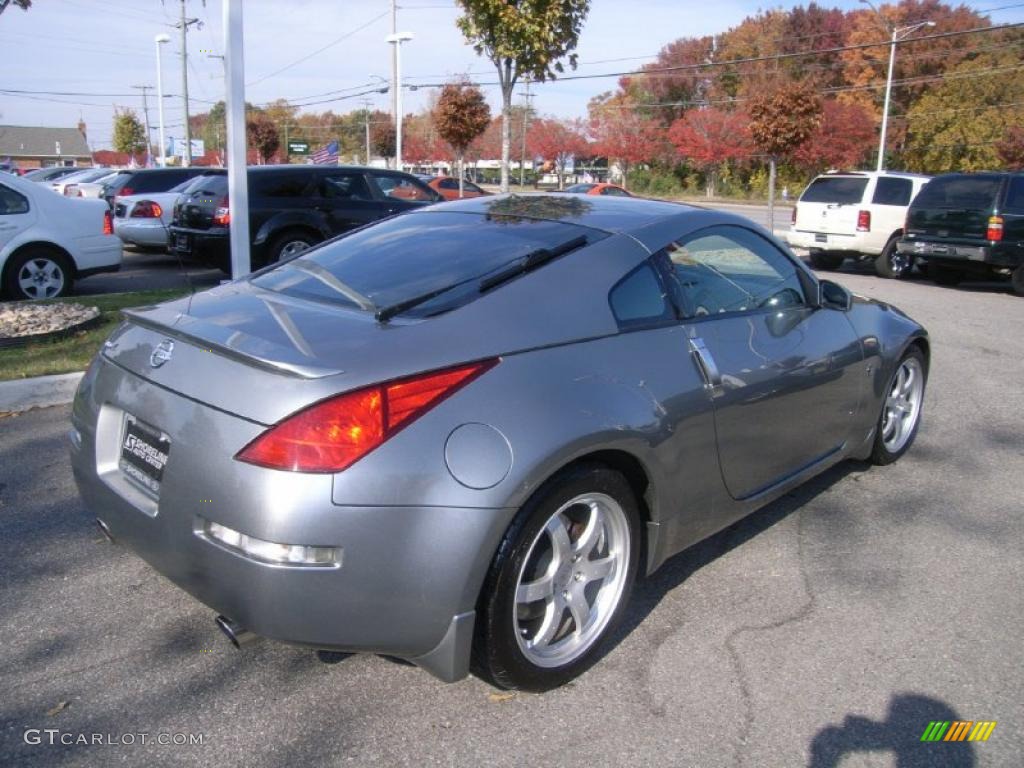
[174,174,229,230]
[795,174,869,236]
[101,209,617,425]
[905,173,1003,243]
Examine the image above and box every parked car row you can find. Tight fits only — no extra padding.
[786,169,1024,295]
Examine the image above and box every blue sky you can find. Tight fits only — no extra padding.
[1,0,1021,150]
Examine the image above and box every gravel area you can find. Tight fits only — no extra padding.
[0,303,100,340]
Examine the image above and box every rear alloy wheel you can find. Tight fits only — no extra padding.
[870,347,927,465]
[4,248,72,300]
[473,465,640,691]
[928,262,964,287]
[268,231,320,264]
[809,250,844,271]
[1011,265,1024,296]
[874,235,912,279]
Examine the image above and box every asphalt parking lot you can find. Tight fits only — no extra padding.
[2,265,1022,767]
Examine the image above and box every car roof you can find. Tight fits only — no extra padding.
[408,193,739,247]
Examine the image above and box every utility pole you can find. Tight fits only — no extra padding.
[175,0,201,166]
[131,85,154,167]
[361,99,373,166]
[518,80,534,188]
[283,123,290,164]
[390,0,398,120]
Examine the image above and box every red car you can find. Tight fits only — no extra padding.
[564,182,632,197]
[427,176,489,201]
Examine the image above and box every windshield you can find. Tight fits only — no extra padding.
[912,175,1002,210]
[251,211,604,318]
[800,176,868,204]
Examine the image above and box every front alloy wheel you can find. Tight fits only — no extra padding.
[871,347,927,464]
[474,465,640,691]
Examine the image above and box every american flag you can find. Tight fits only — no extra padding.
[311,140,339,165]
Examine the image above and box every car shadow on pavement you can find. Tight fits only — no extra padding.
[609,459,864,654]
[808,692,975,767]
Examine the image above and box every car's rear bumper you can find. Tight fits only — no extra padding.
[114,219,168,248]
[786,229,880,255]
[68,355,510,681]
[168,226,229,265]
[898,239,1023,268]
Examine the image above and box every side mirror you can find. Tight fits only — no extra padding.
[818,279,852,311]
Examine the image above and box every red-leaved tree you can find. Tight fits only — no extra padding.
[527,117,589,190]
[588,96,667,190]
[668,107,753,197]
[792,99,875,173]
[996,126,1024,171]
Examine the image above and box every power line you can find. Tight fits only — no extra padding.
[246,10,390,87]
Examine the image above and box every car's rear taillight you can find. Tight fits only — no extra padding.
[63,184,78,196]
[236,359,499,473]
[987,215,1004,241]
[103,210,113,235]
[212,196,230,226]
[131,200,163,218]
[856,210,871,232]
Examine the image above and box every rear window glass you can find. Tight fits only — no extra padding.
[800,177,868,205]
[185,174,228,196]
[133,171,192,193]
[566,184,596,194]
[1004,176,1024,214]
[913,175,1002,210]
[252,211,604,317]
[103,172,133,191]
[872,177,914,206]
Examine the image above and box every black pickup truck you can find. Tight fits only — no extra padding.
[897,171,1024,295]
[168,165,442,272]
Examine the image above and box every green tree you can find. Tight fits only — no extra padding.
[902,52,1024,173]
[112,108,147,158]
[748,83,821,228]
[433,82,491,196]
[455,0,590,192]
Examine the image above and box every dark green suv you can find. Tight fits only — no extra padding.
[897,172,1024,295]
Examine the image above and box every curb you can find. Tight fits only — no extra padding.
[0,371,84,413]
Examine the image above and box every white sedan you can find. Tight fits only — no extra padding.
[113,173,224,250]
[1,172,121,300]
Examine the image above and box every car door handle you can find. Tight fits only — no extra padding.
[689,337,724,398]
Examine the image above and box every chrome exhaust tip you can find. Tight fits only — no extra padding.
[215,615,257,648]
[95,518,114,543]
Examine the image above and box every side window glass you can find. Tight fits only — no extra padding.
[608,262,673,329]
[255,174,309,198]
[374,175,434,201]
[1003,177,1024,214]
[321,174,373,201]
[439,178,458,190]
[0,184,29,215]
[872,177,913,206]
[666,226,807,317]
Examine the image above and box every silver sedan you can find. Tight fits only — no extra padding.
[70,195,928,691]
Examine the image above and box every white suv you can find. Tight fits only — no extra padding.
[786,170,930,278]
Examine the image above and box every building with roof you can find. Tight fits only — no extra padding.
[0,123,92,170]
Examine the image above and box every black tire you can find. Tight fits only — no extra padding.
[928,262,963,287]
[2,246,74,301]
[809,250,844,271]
[472,464,641,692]
[874,235,912,279]
[1011,265,1024,296]
[267,229,320,265]
[870,346,927,465]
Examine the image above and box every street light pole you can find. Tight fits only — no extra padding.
[860,0,934,171]
[223,0,250,279]
[155,33,170,167]
[385,32,413,171]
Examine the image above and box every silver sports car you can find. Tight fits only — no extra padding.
[70,194,928,691]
